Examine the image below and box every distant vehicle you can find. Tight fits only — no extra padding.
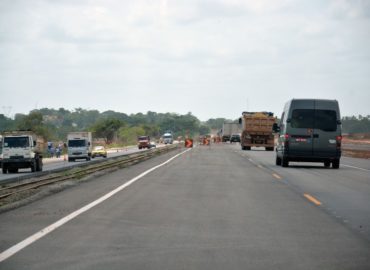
[1,131,44,174]
[0,135,2,168]
[149,141,157,148]
[138,136,150,149]
[230,134,241,143]
[92,146,107,158]
[163,132,173,144]
[222,122,241,142]
[239,112,275,151]
[273,99,342,168]
[67,132,93,162]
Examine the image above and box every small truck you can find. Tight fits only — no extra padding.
[1,131,45,173]
[239,112,276,151]
[67,132,93,162]
[138,136,151,149]
[221,122,241,142]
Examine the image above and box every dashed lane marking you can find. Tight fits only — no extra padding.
[272,173,282,180]
[304,193,322,206]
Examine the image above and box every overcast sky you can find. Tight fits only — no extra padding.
[1,0,369,121]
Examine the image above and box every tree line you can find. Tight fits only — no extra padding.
[1,109,368,145]
[0,108,225,145]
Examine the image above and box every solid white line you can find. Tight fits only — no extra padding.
[0,148,191,263]
[342,164,370,172]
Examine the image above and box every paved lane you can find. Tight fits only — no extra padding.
[232,144,370,241]
[0,145,369,269]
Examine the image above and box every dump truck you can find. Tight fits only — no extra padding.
[239,112,275,151]
[221,122,241,142]
[67,132,93,161]
[1,131,45,173]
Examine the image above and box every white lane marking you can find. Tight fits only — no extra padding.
[0,148,191,263]
[342,164,370,172]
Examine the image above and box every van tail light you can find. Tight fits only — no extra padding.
[283,134,289,148]
[336,135,342,148]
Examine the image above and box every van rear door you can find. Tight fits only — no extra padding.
[312,101,340,158]
[289,107,314,157]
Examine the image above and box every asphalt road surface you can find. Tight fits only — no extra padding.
[0,144,370,269]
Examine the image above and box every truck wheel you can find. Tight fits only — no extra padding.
[276,156,282,166]
[9,168,18,173]
[246,146,251,150]
[324,161,330,168]
[2,166,7,174]
[36,159,43,171]
[31,160,36,172]
[282,157,289,167]
[332,159,340,169]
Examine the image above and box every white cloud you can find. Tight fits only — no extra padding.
[0,0,370,120]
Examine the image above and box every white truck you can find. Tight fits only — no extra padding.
[221,122,241,142]
[163,132,173,144]
[67,132,93,162]
[1,131,44,174]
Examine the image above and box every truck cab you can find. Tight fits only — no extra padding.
[2,132,43,173]
[138,136,150,149]
[67,132,93,162]
[163,133,173,144]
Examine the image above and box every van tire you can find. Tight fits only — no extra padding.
[332,159,340,169]
[2,166,7,174]
[276,156,282,166]
[282,157,289,167]
[324,161,331,168]
[246,146,251,150]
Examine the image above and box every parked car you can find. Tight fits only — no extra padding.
[273,99,342,168]
[92,146,107,158]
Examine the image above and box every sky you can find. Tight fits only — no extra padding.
[0,0,370,121]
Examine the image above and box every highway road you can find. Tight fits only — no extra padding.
[0,144,370,269]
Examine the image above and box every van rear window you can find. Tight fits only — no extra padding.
[291,109,337,131]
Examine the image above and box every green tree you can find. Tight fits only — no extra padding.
[15,111,52,139]
[90,118,125,143]
[199,125,211,135]
[119,126,146,145]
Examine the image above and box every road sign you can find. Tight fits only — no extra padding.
[185,139,193,148]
